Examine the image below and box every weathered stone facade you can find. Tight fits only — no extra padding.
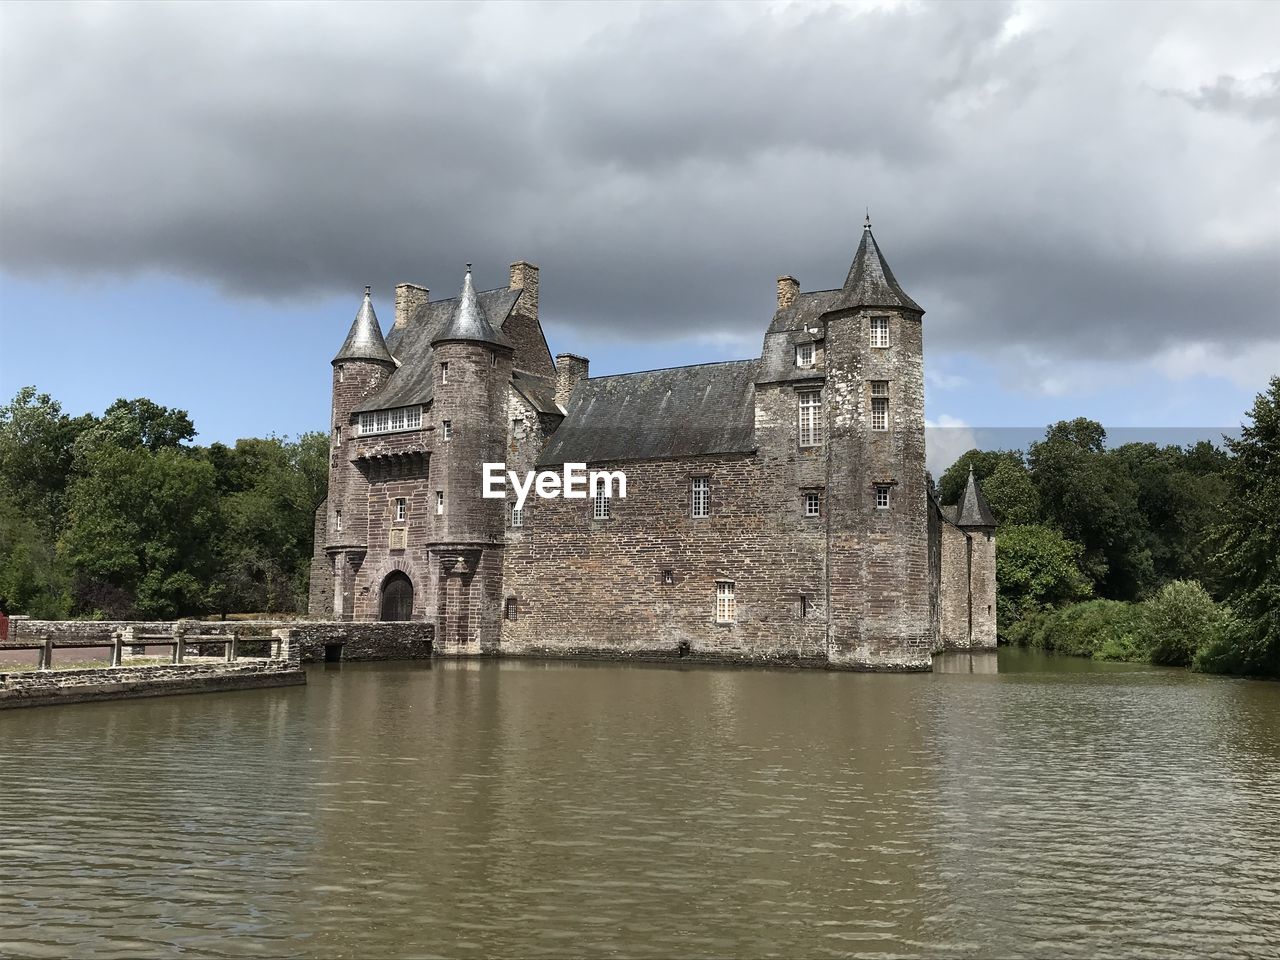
[309,221,997,669]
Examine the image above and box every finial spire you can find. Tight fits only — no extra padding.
[364,284,371,297]
[465,262,472,274]
[864,208,872,230]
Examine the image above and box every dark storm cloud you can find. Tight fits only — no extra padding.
[1,1,1277,362]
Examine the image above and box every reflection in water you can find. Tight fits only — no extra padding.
[0,651,1277,958]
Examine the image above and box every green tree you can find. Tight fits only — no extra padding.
[1203,377,1280,677]
[995,523,1093,628]
[982,457,1041,525]
[61,445,217,618]
[1140,580,1229,667]
[1028,419,1152,599]
[0,387,97,536]
[936,449,1023,506]
[0,491,71,618]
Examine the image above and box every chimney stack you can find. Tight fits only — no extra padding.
[777,276,799,311]
[554,353,589,410]
[394,283,430,332]
[510,260,539,317]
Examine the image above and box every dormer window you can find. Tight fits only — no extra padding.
[358,406,422,436]
[870,316,890,348]
[795,342,815,368]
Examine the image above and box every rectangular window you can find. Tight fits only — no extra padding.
[662,569,674,585]
[441,362,449,384]
[389,527,407,550]
[593,487,611,520]
[442,420,452,440]
[795,342,815,368]
[358,406,422,436]
[715,581,736,624]
[691,476,710,518]
[395,497,407,522]
[504,597,517,621]
[870,315,890,348]
[436,491,444,515]
[798,389,823,448]
[798,594,808,618]
[335,508,342,534]
[870,382,889,431]
[804,491,822,518]
[875,484,891,509]
[510,503,523,528]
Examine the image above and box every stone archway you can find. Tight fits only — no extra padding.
[379,571,414,621]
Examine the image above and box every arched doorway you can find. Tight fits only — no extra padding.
[379,571,414,621]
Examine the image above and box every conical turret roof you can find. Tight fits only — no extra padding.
[838,214,922,313]
[333,286,394,364]
[431,265,512,349]
[955,465,997,527]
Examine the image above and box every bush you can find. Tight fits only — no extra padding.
[1005,599,1146,660]
[1139,580,1229,667]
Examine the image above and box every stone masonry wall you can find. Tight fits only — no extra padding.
[500,453,829,664]
[0,661,305,709]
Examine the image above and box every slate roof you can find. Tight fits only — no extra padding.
[333,287,395,365]
[836,221,922,313]
[955,468,997,527]
[537,360,759,466]
[432,267,513,349]
[512,369,562,416]
[354,285,522,413]
[766,289,841,335]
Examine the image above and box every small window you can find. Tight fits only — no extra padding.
[443,420,452,440]
[389,527,407,550]
[441,362,449,384]
[436,491,444,515]
[406,407,422,429]
[504,597,517,621]
[870,316,890,348]
[662,569,674,585]
[510,504,523,528]
[395,497,407,522]
[798,594,808,618]
[715,581,736,624]
[337,365,345,383]
[335,508,342,534]
[804,491,822,518]
[870,382,890,431]
[875,485,891,510]
[491,353,498,368]
[795,342,815,368]
[691,476,710,518]
[593,487,611,520]
[798,389,823,448]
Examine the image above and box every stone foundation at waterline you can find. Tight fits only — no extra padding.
[0,661,305,710]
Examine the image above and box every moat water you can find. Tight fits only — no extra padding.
[1,651,1277,959]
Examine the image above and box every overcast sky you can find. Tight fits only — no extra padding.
[1,0,1276,464]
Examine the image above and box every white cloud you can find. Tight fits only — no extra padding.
[926,415,978,478]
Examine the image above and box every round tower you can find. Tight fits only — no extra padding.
[326,286,396,617]
[429,266,514,651]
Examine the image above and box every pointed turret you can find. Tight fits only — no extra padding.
[955,465,997,528]
[333,286,394,365]
[838,214,922,313]
[432,265,513,349]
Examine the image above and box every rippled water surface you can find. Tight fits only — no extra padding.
[2,651,1278,959]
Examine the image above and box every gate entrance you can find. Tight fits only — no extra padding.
[380,571,414,621]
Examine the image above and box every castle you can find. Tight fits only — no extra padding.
[308,220,996,670]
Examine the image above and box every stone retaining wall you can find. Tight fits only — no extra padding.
[0,661,306,709]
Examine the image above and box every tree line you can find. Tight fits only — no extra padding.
[936,376,1279,678]
[0,387,327,620]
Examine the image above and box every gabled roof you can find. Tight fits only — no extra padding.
[537,359,758,466]
[836,217,922,313]
[333,286,395,365]
[432,266,513,349]
[353,284,522,413]
[955,466,997,527]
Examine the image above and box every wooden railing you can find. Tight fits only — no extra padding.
[0,625,288,671]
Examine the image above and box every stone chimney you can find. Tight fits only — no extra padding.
[394,283,430,332]
[510,260,539,317]
[554,353,589,410]
[777,275,799,311]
